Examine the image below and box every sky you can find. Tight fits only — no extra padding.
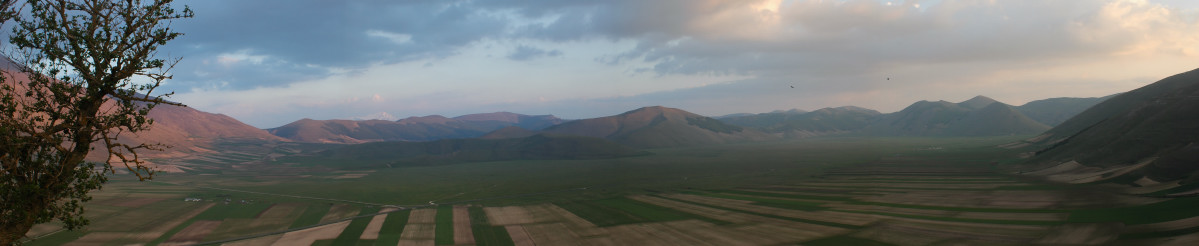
[137,0,1199,128]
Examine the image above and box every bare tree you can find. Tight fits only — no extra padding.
[0,0,191,244]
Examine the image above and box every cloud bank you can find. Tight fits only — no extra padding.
[155,0,1199,128]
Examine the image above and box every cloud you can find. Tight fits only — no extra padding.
[162,0,511,91]
[163,0,1199,92]
[506,45,563,61]
[160,0,1199,127]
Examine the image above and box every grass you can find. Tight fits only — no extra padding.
[374,210,411,246]
[469,206,515,246]
[435,206,454,245]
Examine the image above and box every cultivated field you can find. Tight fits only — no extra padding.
[22,137,1199,245]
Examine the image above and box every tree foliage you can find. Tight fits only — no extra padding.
[0,0,191,244]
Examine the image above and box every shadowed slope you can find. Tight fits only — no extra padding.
[1029,68,1199,183]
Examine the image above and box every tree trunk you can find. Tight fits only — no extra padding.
[0,214,36,246]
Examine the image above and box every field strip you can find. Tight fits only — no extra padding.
[96,202,215,244]
[397,239,435,246]
[401,208,437,242]
[787,182,1024,190]
[358,208,396,240]
[319,204,359,223]
[150,181,399,207]
[829,204,1068,222]
[219,234,283,246]
[813,178,1023,184]
[195,209,415,245]
[269,220,351,246]
[504,225,535,246]
[748,185,866,195]
[522,222,585,245]
[632,195,854,243]
[408,208,436,224]
[856,190,1067,209]
[190,186,601,245]
[1035,223,1121,245]
[484,206,540,225]
[838,176,1013,181]
[628,195,757,224]
[399,224,435,240]
[853,222,1042,245]
[662,193,877,227]
[1117,231,1199,245]
[600,220,715,245]
[163,220,222,245]
[452,206,475,245]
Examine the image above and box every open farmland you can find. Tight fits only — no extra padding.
[21,136,1199,245]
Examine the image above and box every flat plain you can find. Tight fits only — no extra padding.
[22,136,1199,245]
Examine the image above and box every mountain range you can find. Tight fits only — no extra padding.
[61,85,1114,170]
[115,94,1110,156]
[717,95,1106,137]
[267,112,564,144]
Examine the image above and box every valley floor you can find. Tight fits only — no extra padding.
[21,137,1199,245]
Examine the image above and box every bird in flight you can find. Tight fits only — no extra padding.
[790,85,794,88]
[886,77,890,80]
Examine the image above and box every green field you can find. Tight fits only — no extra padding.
[22,136,1199,245]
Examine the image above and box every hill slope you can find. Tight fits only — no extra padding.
[943,102,1050,136]
[958,95,1000,110]
[539,106,776,148]
[1028,68,1199,185]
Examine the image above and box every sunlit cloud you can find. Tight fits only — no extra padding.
[148,0,1199,128]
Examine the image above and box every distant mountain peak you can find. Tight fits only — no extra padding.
[619,106,689,117]
[958,95,1000,109]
